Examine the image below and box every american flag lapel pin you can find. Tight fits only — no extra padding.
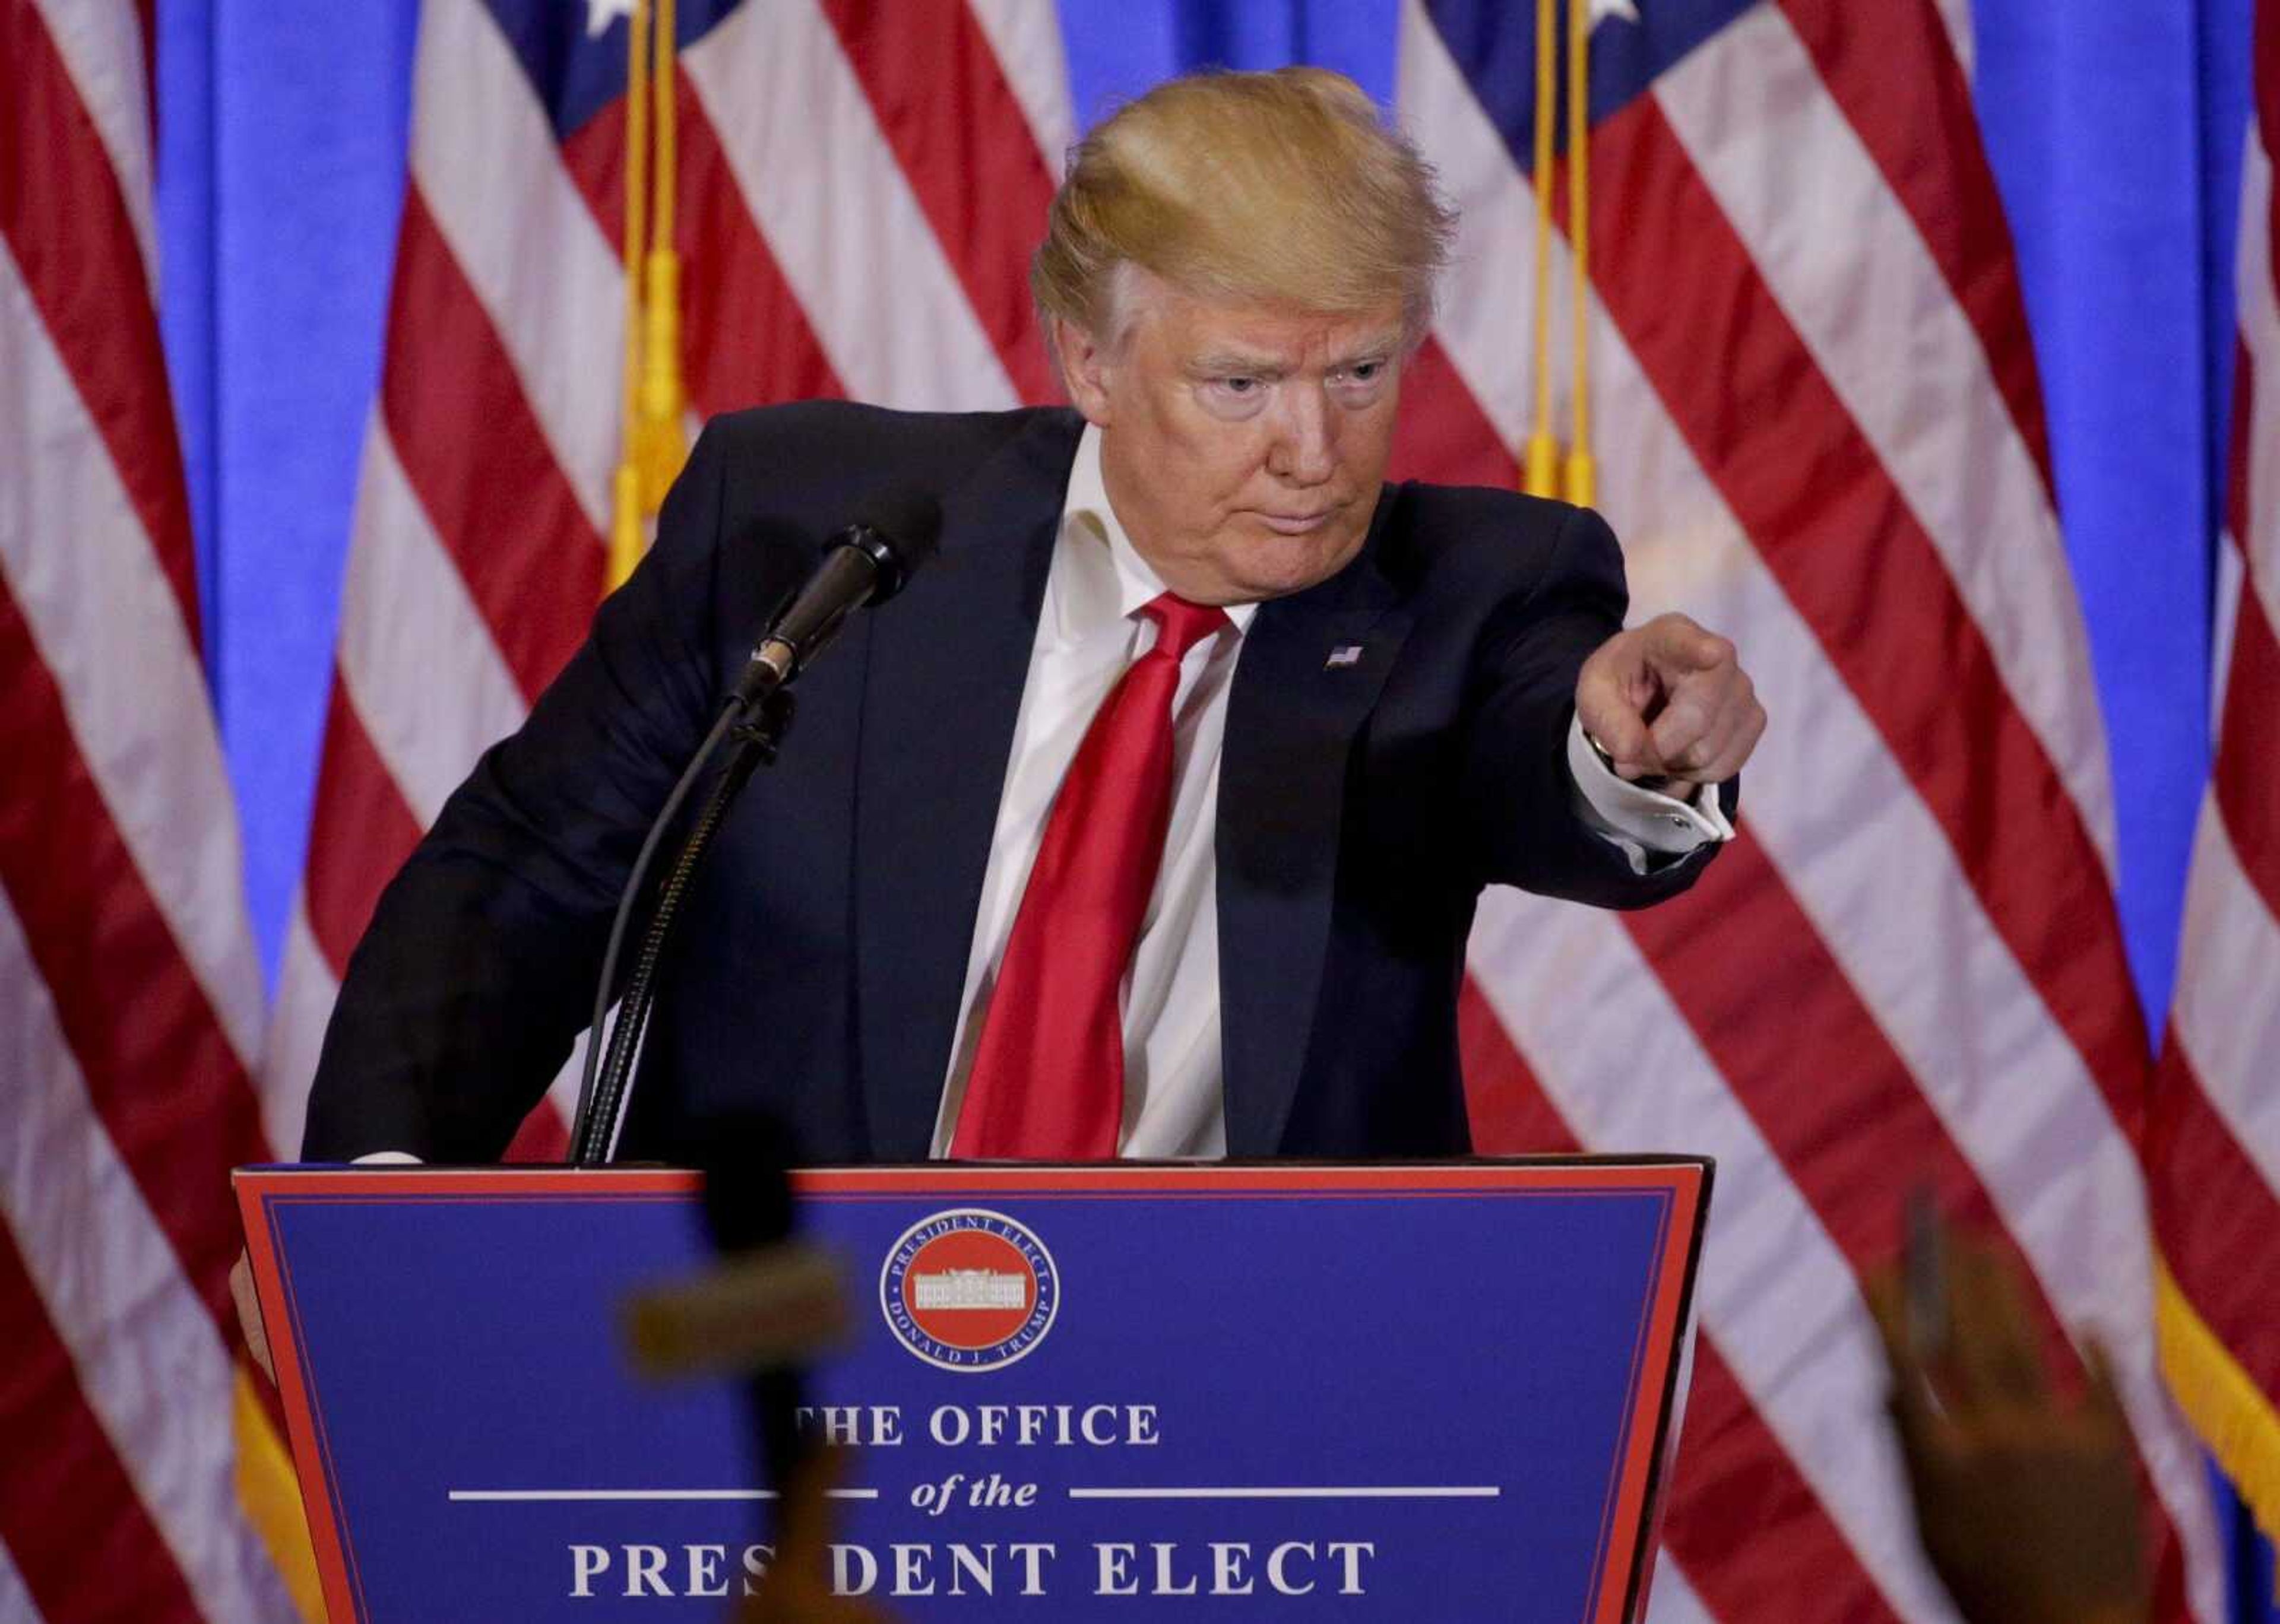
[1325,643,1365,670]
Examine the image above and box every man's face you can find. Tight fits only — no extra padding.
[1054,272,1406,606]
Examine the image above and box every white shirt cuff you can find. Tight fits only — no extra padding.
[1566,715,1736,875]
[352,1151,423,1165]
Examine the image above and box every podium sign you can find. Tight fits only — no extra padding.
[238,1161,1708,1622]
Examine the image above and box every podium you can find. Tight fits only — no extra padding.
[237,1159,1709,1621]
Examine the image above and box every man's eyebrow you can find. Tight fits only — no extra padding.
[1188,350,1285,375]
[1187,335,1404,376]
[1331,334,1405,367]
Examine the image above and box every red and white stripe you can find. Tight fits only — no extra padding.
[1396,0,2228,1617]
[2149,3,2280,1521]
[1,1,296,1619]
[0,895,287,1624]
[261,0,1074,1162]
[687,3,1019,409]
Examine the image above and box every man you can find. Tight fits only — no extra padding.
[298,66,1762,1168]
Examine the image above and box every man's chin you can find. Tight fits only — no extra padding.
[1227,526,1369,602]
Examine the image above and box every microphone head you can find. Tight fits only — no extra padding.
[848,489,942,603]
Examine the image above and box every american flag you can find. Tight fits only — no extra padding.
[8,2,2275,1623]
[1405,1,2235,1618]
[1,1,305,1620]
[2150,0,2280,1589]
[259,0,1082,1174]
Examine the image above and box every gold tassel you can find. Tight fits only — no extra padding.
[1563,0,1595,510]
[612,464,648,594]
[607,0,654,594]
[632,0,688,513]
[634,252,689,510]
[1523,0,1560,499]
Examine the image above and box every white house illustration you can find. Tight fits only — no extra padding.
[913,1268,1029,1310]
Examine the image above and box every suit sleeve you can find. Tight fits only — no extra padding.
[299,423,736,1160]
[1456,503,1734,908]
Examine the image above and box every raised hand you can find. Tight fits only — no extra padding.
[1868,1234,2152,1624]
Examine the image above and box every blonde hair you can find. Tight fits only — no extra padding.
[1032,67,1455,346]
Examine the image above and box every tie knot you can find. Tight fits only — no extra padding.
[1143,592,1228,663]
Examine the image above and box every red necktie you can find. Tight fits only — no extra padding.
[951,592,1230,1159]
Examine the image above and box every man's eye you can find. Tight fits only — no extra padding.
[1349,361,1382,381]
[1219,376,1259,394]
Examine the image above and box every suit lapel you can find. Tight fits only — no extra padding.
[1217,508,1411,1156]
[854,411,1081,1158]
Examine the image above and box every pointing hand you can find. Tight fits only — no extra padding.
[1574,613,1764,785]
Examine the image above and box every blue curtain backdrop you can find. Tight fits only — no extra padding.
[153,0,2270,1609]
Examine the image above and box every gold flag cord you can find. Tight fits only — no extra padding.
[609,0,690,595]
[1524,0,1560,499]
[634,0,688,510]
[1523,1,1595,507]
[1563,0,1595,509]
[609,0,654,592]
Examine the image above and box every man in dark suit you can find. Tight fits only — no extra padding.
[296,66,1763,1169]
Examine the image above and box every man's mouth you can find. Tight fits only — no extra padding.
[1256,508,1336,535]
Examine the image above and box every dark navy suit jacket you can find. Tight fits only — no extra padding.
[301,404,1728,1165]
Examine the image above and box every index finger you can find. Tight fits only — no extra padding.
[1865,1267,1947,1466]
[1645,616,1736,674]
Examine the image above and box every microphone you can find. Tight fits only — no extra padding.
[568,488,941,1166]
[730,491,942,709]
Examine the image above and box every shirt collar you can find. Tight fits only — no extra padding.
[1052,422,1259,645]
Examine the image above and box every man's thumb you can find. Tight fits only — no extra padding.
[1584,709,1661,779]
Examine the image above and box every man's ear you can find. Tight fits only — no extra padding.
[1052,316,1116,426]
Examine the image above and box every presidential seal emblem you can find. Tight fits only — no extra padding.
[880,1209,1059,1372]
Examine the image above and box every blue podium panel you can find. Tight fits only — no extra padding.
[238,1162,1709,1622]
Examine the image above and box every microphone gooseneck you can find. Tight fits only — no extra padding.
[569,491,943,1166]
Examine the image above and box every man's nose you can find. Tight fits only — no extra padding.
[1265,384,1336,486]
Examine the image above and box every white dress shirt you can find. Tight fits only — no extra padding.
[928,427,1256,1159]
